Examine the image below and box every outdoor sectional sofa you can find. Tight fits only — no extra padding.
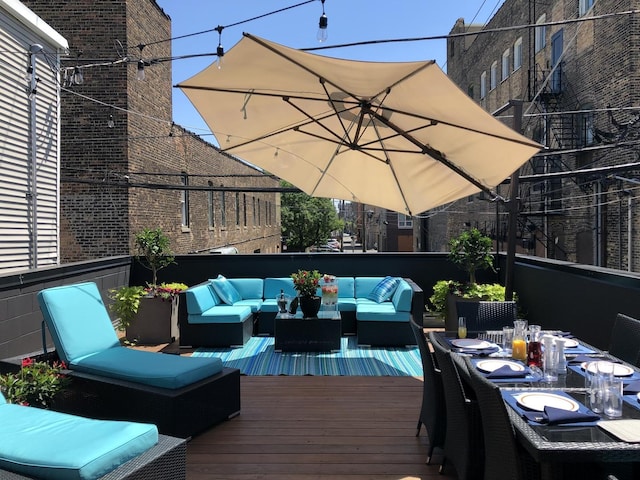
[179,276,423,348]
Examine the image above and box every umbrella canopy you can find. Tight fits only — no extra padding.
[178,34,541,215]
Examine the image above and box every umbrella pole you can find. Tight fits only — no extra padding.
[504,101,524,301]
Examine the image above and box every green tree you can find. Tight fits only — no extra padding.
[281,183,342,251]
[448,228,495,283]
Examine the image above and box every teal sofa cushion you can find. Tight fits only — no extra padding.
[186,283,219,314]
[356,302,411,322]
[210,275,242,305]
[234,299,263,313]
[263,277,297,299]
[37,282,121,364]
[354,277,385,299]
[189,305,252,324]
[392,279,413,312]
[73,347,223,389]
[0,402,158,480]
[228,278,264,300]
[337,297,357,312]
[337,277,355,298]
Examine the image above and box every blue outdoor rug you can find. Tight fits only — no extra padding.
[192,336,422,376]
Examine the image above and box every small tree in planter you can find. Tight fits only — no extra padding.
[448,227,495,283]
[109,228,187,344]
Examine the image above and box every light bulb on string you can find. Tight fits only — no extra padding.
[317,0,328,43]
[73,66,83,85]
[137,59,145,81]
[107,114,115,128]
[215,25,224,70]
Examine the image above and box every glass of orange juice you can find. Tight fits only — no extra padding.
[457,316,467,339]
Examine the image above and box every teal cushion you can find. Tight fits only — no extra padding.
[354,277,385,298]
[337,277,355,298]
[392,279,413,312]
[210,275,242,304]
[264,277,297,299]
[0,403,158,480]
[337,297,357,312]
[0,392,5,404]
[356,303,410,322]
[72,346,223,389]
[234,299,263,313]
[186,284,219,314]
[228,278,264,300]
[367,276,400,303]
[188,305,252,323]
[37,282,121,364]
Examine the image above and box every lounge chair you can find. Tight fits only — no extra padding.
[37,282,241,438]
[0,391,186,479]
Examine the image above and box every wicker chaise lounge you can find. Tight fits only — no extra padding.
[37,282,241,439]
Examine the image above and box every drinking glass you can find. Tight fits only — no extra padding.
[541,335,558,382]
[501,326,514,356]
[604,378,623,418]
[457,317,467,339]
[585,361,603,413]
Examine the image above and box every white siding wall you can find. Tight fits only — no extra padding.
[0,1,67,272]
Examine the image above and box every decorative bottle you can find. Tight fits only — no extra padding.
[277,289,287,313]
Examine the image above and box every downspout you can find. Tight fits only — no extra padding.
[628,195,632,272]
[28,44,43,268]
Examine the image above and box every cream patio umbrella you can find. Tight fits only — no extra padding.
[178,34,541,215]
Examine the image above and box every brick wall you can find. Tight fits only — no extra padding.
[23,0,281,260]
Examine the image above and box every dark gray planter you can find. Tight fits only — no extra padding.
[126,297,178,345]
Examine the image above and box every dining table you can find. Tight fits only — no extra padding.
[430,330,640,480]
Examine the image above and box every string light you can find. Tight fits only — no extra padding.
[136,44,146,80]
[73,66,84,85]
[107,113,115,128]
[215,25,224,70]
[317,0,328,43]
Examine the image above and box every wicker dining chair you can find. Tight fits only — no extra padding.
[409,316,446,464]
[454,300,518,331]
[608,313,640,367]
[429,332,484,480]
[461,355,540,480]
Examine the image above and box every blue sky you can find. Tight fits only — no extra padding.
[156,0,505,137]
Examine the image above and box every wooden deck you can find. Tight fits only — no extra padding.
[186,375,455,479]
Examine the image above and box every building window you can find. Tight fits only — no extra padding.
[207,181,215,228]
[257,198,261,225]
[221,192,226,225]
[480,71,487,99]
[513,37,523,71]
[243,194,247,226]
[398,214,413,229]
[252,196,256,226]
[467,84,474,99]
[490,61,498,90]
[180,173,189,227]
[501,48,510,81]
[579,0,595,16]
[535,14,546,53]
[235,193,240,226]
[577,105,595,147]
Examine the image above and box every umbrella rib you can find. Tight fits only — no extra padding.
[369,107,497,197]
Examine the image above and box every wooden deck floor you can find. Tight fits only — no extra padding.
[186,375,455,479]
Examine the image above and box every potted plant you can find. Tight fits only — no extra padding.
[108,228,188,344]
[0,357,69,409]
[428,228,509,326]
[291,269,322,318]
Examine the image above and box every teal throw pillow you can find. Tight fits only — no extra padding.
[210,274,242,305]
[367,276,400,303]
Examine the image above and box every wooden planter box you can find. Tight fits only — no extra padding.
[126,297,178,345]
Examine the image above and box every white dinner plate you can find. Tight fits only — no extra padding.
[476,359,525,373]
[637,393,640,402]
[450,338,493,349]
[581,362,635,377]
[515,392,579,412]
[561,338,579,348]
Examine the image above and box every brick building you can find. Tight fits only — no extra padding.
[22,0,281,261]
[429,0,640,270]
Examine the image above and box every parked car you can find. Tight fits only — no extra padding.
[310,244,340,252]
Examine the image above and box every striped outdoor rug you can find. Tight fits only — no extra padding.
[192,336,422,376]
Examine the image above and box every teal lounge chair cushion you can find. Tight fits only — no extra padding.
[72,346,223,389]
[37,282,121,364]
[0,399,158,480]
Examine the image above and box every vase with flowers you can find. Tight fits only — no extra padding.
[291,269,322,318]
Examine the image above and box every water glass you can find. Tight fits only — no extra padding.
[458,317,467,339]
[541,335,558,382]
[501,326,514,356]
[585,361,603,413]
[604,378,623,418]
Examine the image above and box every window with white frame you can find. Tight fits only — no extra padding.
[535,14,546,53]
[579,0,595,16]
[501,48,510,81]
[398,214,413,229]
[180,173,189,227]
[480,71,487,99]
[514,37,523,70]
[490,61,498,90]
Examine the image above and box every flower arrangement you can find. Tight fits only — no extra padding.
[291,269,322,297]
[0,357,69,408]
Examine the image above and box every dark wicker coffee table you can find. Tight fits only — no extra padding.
[274,310,341,352]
